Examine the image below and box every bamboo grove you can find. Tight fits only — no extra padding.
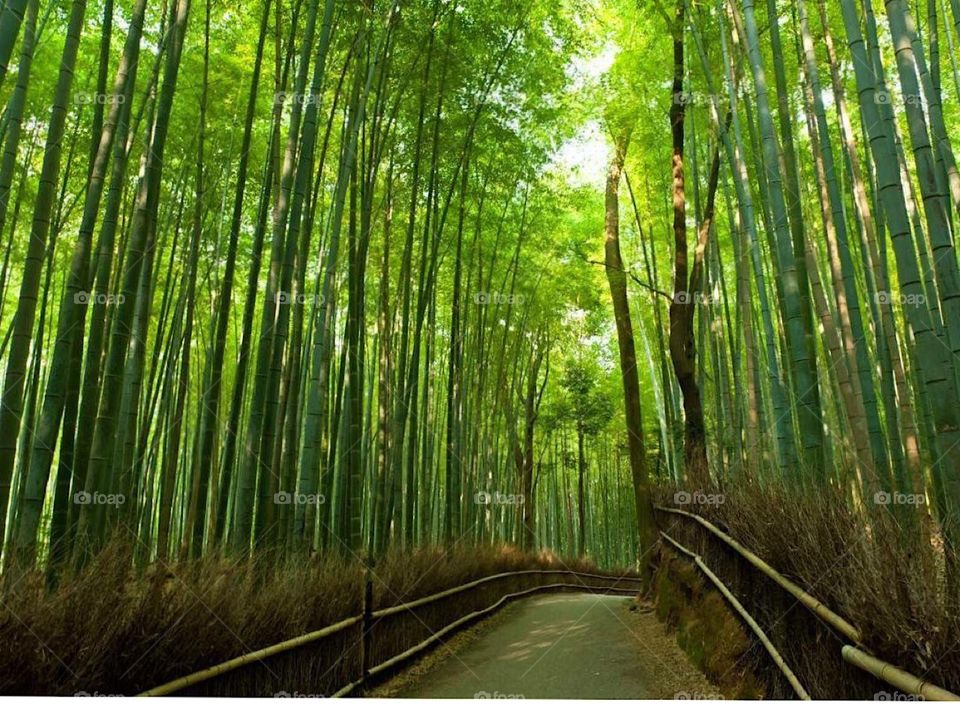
[0,0,646,573]
[626,0,960,579]
[0,0,959,585]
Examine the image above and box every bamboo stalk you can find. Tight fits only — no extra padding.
[841,645,959,701]
[660,530,811,699]
[655,505,861,643]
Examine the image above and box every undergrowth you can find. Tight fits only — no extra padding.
[654,478,960,697]
[0,541,619,696]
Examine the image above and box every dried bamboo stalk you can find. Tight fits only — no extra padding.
[841,645,959,701]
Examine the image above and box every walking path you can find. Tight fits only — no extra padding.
[377,592,720,699]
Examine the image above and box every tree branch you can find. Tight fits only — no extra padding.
[587,259,673,303]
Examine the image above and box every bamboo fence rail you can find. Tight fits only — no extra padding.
[140,568,641,697]
[656,504,959,701]
[660,530,811,699]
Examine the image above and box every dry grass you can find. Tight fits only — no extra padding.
[10,477,943,699]
[0,540,625,696]
[654,478,960,698]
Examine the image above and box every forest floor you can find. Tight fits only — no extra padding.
[372,593,720,699]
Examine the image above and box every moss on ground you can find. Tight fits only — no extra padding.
[653,549,765,699]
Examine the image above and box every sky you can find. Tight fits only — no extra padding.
[547,41,617,190]
[551,120,611,189]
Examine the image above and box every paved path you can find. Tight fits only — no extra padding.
[390,593,717,699]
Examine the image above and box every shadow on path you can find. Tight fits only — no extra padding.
[388,592,717,699]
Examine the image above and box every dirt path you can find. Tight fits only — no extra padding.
[375,592,721,699]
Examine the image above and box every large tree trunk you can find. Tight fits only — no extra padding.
[666,1,710,489]
[603,129,656,577]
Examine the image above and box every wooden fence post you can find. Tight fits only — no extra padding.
[359,558,374,692]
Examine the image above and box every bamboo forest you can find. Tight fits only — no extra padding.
[1,0,960,703]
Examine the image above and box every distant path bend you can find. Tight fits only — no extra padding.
[383,592,719,699]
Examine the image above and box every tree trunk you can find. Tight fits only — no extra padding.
[603,129,656,577]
